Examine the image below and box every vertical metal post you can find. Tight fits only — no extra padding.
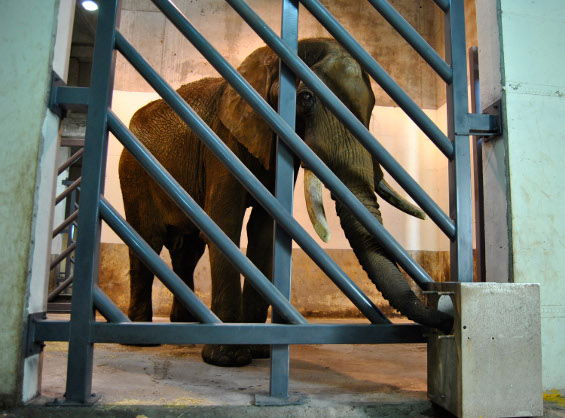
[64,0,120,403]
[270,0,298,401]
[445,0,473,282]
[469,46,485,282]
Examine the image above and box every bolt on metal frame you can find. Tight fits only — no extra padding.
[34,0,499,404]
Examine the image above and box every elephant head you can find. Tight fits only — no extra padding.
[218,38,452,333]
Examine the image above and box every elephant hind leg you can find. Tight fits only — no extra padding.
[127,237,164,322]
[168,229,206,322]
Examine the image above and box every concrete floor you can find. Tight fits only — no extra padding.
[3,318,564,417]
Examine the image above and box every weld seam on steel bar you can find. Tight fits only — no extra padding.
[367,0,451,83]
[47,275,74,302]
[120,6,438,290]
[50,242,76,271]
[297,0,453,158]
[107,112,309,325]
[99,196,221,324]
[93,286,131,323]
[148,0,448,281]
[114,30,390,322]
[52,210,79,238]
[55,177,81,204]
[220,0,455,239]
[432,0,450,13]
[58,148,85,175]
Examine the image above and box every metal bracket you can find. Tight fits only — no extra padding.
[48,70,90,118]
[25,312,47,358]
[457,110,501,138]
[481,100,502,142]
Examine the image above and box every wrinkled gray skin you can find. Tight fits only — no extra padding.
[119,38,453,367]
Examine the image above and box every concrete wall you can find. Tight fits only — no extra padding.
[0,0,65,405]
[477,0,565,392]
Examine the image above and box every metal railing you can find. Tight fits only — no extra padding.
[32,0,499,404]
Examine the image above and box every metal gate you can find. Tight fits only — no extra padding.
[32,0,499,405]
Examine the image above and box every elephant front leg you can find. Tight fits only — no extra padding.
[202,242,252,367]
[201,187,252,367]
[242,205,275,359]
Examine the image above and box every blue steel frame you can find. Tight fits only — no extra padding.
[34,0,485,404]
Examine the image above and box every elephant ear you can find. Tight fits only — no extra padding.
[218,47,279,170]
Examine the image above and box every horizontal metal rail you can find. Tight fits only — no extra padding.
[107,112,311,325]
[58,148,84,175]
[55,177,81,205]
[52,210,79,238]
[47,275,73,302]
[220,0,456,239]
[99,196,222,324]
[34,320,427,345]
[50,242,75,271]
[147,2,444,284]
[298,0,453,158]
[113,32,392,322]
[367,0,452,83]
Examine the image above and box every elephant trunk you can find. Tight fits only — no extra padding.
[334,185,453,333]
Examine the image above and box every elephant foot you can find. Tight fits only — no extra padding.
[250,344,270,359]
[201,344,252,367]
[170,309,198,323]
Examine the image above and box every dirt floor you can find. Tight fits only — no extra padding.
[2,317,564,417]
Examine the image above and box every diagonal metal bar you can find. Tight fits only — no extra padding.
[297,0,453,158]
[50,242,76,271]
[93,286,131,323]
[432,0,450,13]
[216,0,455,239]
[47,275,74,302]
[107,113,310,325]
[99,196,222,324]
[55,177,81,204]
[52,209,79,238]
[114,30,391,322]
[58,148,84,175]
[367,0,452,83]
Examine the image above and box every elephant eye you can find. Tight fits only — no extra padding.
[298,91,315,108]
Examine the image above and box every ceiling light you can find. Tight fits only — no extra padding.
[81,0,98,11]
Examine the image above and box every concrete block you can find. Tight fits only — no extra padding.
[426,282,542,417]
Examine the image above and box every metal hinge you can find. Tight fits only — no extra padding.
[48,71,90,118]
[25,312,47,358]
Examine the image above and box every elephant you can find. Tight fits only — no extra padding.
[119,38,453,367]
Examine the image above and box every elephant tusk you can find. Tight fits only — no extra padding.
[304,169,331,243]
[376,179,427,220]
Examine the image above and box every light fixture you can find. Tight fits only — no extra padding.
[81,0,98,11]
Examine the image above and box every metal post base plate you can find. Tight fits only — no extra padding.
[254,393,306,406]
[45,393,101,407]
